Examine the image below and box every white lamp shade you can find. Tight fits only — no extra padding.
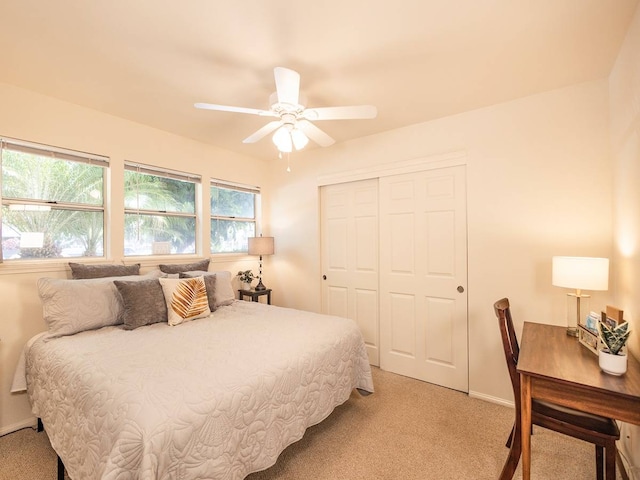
[248,236,274,256]
[291,128,309,150]
[552,256,609,291]
[272,127,292,153]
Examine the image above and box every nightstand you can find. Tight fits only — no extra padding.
[238,288,272,305]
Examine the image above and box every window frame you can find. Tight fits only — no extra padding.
[124,161,201,257]
[0,137,109,263]
[210,179,261,255]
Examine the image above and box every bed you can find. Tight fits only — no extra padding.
[19,268,374,480]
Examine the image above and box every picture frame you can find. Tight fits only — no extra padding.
[601,311,618,329]
[606,305,624,324]
[578,324,599,355]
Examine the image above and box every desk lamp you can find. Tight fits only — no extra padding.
[248,236,274,291]
[552,256,609,337]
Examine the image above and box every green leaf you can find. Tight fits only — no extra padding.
[598,320,631,355]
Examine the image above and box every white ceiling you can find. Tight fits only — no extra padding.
[0,0,637,159]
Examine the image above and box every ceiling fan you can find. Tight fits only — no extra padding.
[194,67,377,153]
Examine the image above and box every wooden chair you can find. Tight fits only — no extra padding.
[494,298,620,480]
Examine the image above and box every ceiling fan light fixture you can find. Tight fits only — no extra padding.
[291,128,309,150]
[195,67,377,151]
[272,126,292,152]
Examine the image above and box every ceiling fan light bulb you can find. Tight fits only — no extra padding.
[273,126,292,152]
[291,129,309,150]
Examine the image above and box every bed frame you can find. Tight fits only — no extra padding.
[37,418,65,480]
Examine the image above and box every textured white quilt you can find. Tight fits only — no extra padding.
[26,301,374,479]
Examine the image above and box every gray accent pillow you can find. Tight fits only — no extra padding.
[180,270,234,308]
[114,279,168,330]
[69,262,141,279]
[159,259,210,274]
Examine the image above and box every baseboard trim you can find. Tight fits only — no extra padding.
[617,444,637,480]
[0,417,36,436]
[469,390,514,409]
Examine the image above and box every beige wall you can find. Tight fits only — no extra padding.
[0,83,271,434]
[267,79,613,404]
[609,3,640,476]
[611,2,640,358]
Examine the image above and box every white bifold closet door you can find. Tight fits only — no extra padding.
[321,178,380,366]
[379,166,468,392]
[320,165,468,392]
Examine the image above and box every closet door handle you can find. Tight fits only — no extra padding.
[323,275,327,280]
[457,285,464,293]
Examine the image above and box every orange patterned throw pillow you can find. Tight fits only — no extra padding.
[158,276,211,326]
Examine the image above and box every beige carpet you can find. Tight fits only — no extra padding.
[0,367,622,479]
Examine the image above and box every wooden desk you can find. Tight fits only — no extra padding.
[517,322,640,480]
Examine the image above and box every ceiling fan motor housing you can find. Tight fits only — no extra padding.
[269,92,305,118]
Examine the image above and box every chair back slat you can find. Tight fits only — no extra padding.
[494,298,521,410]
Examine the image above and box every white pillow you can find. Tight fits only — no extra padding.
[158,276,211,326]
[180,270,235,308]
[37,271,164,338]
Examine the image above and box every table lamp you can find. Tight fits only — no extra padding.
[248,235,274,291]
[552,256,609,337]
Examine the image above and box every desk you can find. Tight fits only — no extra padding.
[518,322,640,480]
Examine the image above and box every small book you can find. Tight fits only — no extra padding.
[584,311,599,333]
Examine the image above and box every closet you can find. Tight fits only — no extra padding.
[320,163,468,392]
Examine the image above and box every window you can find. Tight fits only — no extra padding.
[124,162,199,256]
[211,180,259,254]
[1,138,107,261]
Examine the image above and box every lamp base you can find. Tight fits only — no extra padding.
[254,279,267,291]
[566,326,579,337]
[565,292,590,339]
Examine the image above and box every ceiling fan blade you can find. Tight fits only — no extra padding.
[274,67,300,106]
[297,120,335,147]
[242,120,283,144]
[194,102,275,117]
[303,105,377,121]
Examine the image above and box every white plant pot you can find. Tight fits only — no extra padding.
[241,282,252,291]
[598,349,628,376]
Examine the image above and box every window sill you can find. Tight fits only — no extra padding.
[0,253,255,276]
[0,258,116,276]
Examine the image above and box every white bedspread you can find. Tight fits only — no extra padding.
[26,301,373,480]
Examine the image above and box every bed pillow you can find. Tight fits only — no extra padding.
[158,259,210,274]
[114,279,168,330]
[178,272,216,312]
[158,276,211,326]
[69,262,141,279]
[180,270,235,308]
[37,272,161,338]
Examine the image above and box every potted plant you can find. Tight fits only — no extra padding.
[237,270,255,290]
[598,320,632,375]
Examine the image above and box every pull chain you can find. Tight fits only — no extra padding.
[277,151,291,172]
